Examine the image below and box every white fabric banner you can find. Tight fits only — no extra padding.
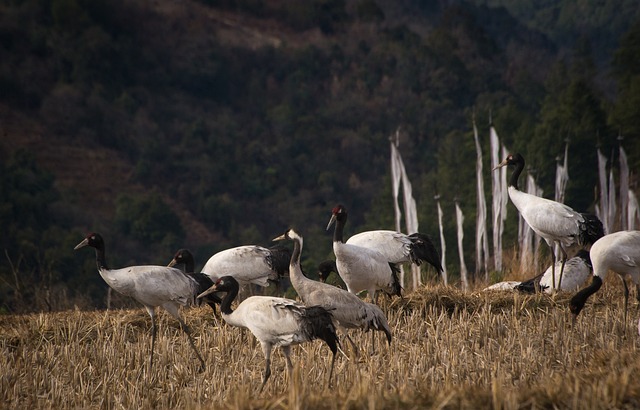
[390,131,422,288]
[490,125,502,272]
[436,197,448,285]
[555,143,569,204]
[629,190,639,230]
[455,202,469,291]
[620,145,629,231]
[608,168,617,232]
[597,149,609,233]
[473,118,489,280]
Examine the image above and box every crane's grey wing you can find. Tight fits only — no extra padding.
[346,230,410,262]
[124,265,196,306]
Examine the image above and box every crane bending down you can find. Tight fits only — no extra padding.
[570,231,640,327]
[483,249,592,294]
[346,230,442,274]
[326,204,402,303]
[316,260,347,289]
[168,249,220,313]
[493,153,604,292]
[198,275,338,392]
[74,233,205,371]
[274,228,392,355]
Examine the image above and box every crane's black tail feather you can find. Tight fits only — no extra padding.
[579,213,605,246]
[408,232,443,273]
[302,306,339,356]
[267,245,293,277]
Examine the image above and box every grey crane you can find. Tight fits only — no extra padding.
[74,233,205,371]
[198,275,338,392]
[274,228,392,355]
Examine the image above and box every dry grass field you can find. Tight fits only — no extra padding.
[1,281,640,409]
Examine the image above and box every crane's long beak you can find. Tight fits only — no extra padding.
[197,284,219,299]
[167,258,178,268]
[73,238,89,250]
[272,233,287,242]
[492,159,509,171]
[326,214,337,230]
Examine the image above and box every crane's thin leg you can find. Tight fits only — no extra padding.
[549,245,557,293]
[345,333,359,358]
[557,244,568,291]
[281,345,294,384]
[178,319,206,371]
[327,350,336,388]
[335,327,355,359]
[164,303,206,371]
[370,289,378,305]
[621,276,629,331]
[370,329,376,355]
[145,306,157,372]
[259,342,273,393]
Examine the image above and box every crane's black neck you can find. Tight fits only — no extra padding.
[332,215,346,243]
[183,254,195,274]
[93,243,109,271]
[219,280,240,315]
[508,155,525,190]
[569,276,602,316]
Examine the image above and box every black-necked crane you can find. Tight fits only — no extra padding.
[74,233,205,371]
[316,260,345,288]
[326,204,402,303]
[317,260,336,283]
[274,229,392,355]
[168,249,220,313]
[346,230,443,274]
[197,275,338,392]
[200,244,290,290]
[493,153,604,292]
[570,231,640,326]
[483,249,592,294]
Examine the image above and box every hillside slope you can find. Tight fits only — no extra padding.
[1,0,638,312]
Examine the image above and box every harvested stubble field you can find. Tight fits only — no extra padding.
[1,283,639,409]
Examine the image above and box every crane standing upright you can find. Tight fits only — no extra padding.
[493,153,604,291]
[74,233,206,371]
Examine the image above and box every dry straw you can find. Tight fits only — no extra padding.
[1,281,639,409]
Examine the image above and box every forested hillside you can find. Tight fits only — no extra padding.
[1,0,639,313]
